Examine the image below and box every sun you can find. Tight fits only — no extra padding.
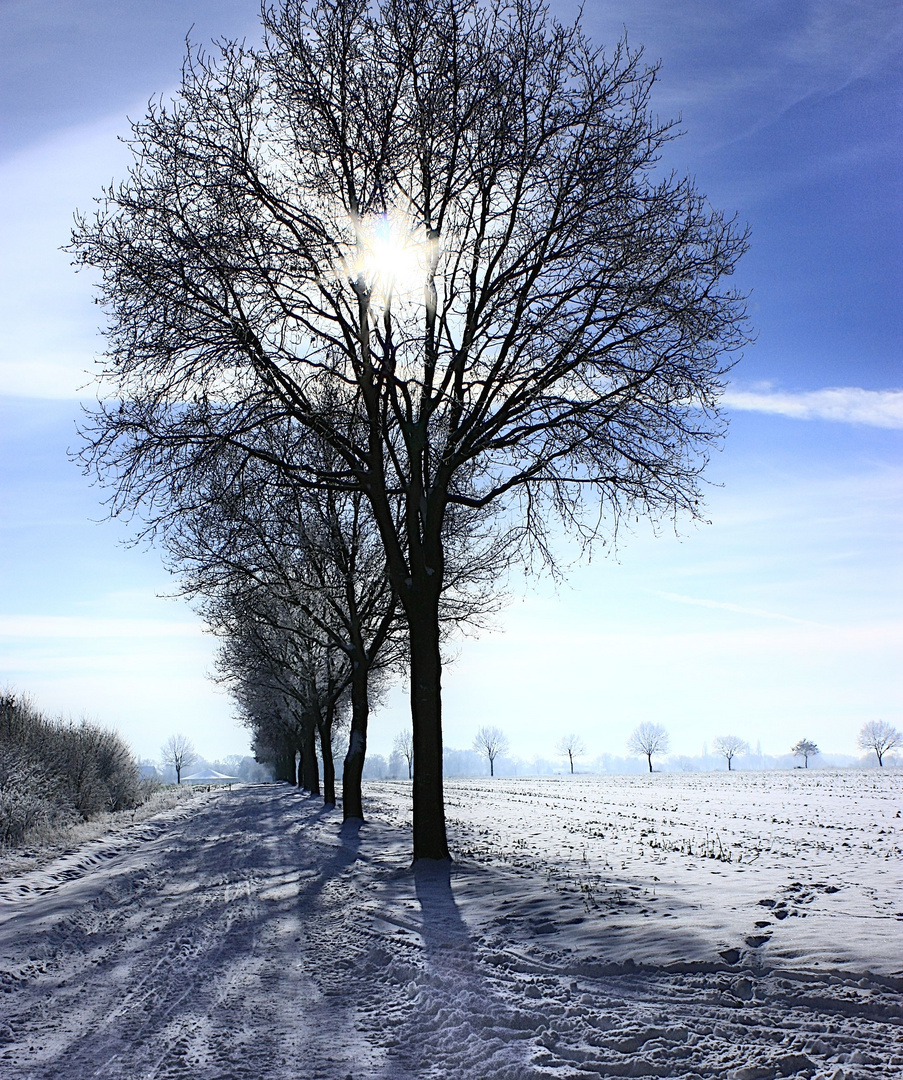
[350,211,431,301]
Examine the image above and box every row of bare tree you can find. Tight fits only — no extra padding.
[70,0,749,859]
[461,722,901,776]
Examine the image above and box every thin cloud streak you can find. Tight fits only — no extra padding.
[655,590,831,629]
[0,615,204,639]
[723,386,903,428]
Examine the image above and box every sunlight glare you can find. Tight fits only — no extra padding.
[350,212,431,301]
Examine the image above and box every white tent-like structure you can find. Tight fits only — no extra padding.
[181,769,240,787]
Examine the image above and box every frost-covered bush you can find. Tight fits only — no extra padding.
[0,747,70,846]
[54,722,142,814]
[0,690,144,847]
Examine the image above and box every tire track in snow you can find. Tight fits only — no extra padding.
[0,787,375,1079]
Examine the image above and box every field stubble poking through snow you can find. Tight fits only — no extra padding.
[0,773,900,1079]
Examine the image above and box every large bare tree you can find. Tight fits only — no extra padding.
[790,738,819,768]
[712,734,748,772]
[214,586,353,801]
[393,729,414,780]
[160,734,197,784]
[72,0,749,859]
[472,725,509,776]
[556,733,586,775]
[151,434,405,819]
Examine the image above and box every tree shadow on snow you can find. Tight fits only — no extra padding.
[367,859,543,1080]
[1,784,376,1080]
[414,859,475,967]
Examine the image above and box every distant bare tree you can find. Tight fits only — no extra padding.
[791,738,819,768]
[160,734,196,784]
[627,723,671,773]
[556,733,586,775]
[472,726,509,778]
[712,734,748,772]
[857,720,900,767]
[393,730,414,780]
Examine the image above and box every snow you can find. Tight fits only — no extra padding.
[0,771,900,1078]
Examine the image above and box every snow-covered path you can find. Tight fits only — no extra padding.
[0,777,901,1079]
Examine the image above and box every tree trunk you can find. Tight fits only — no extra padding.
[727,758,732,771]
[569,753,574,774]
[489,757,494,777]
[301,722,320,793]
[320,720,336,807]
[342,660,369,821]
[367,455,449,860]
[274,750,295,783]
[407,597,449,861]
[647,754,653,773]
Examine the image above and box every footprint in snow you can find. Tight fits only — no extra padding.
[744,934,771,949]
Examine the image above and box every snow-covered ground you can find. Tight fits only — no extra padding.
[0,772,900,1079]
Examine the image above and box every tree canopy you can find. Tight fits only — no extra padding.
[790,738,819,768]
[72,0,749,859]
[712,735,748,771]
[857,721,900,767]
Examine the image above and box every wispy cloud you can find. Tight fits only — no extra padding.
[0,615,203,640]
[723,386,903,428]
[656,590,830,629]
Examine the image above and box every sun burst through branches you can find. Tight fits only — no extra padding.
[349,211,434,303]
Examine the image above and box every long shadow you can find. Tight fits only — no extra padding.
[413,859,475,969]
[368,858,544,1080]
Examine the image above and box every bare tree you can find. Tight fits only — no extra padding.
[857,720,900,767]
[556,733,586,775]
[160,734,196,784]
[393,730,414,780]
[214,588,357,802]
[71,0,749,860]
[791,738,819,768]
[712,735,748,772]
[472,726,509,777]
[173,452,402,817]
[225,630,308,785]
[627,723,670,773]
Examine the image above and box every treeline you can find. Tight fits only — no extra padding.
[0,691,145,847]
[70,0,749,860]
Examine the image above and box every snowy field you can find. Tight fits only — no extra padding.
[0,772,900,1079]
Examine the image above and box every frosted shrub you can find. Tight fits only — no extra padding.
[0,749,69,846]
[0,690,144,848]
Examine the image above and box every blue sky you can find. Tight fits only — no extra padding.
[1,1,900,765]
